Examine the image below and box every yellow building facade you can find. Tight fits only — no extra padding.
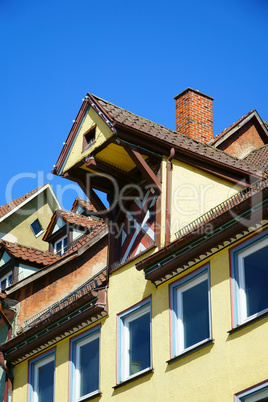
[1,89,267,402]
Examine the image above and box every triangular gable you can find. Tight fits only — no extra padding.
[54,95,116,176]
[210,110,268,158]
[52,217,66,234]
[0,250,11,267]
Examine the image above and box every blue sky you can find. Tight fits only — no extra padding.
[0,0,267,210]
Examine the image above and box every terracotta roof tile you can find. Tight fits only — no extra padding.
[0,240,60,265]
[0,186,44,219]
[71,197,96,213]
[243,144,268,170]
[61,220,107,257]
[92,96,262,176]
[56,209,100,229]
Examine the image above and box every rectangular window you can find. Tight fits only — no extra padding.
[29,349,55,402]
[70,325,100,401]
[82,126,96,152]
[54,236,68,256]
[235,380,268,401]
[230,231,268,326]
[0,271,12,291]
[170,266,211,357]
[30,219,44,237]
[118,298,151,383]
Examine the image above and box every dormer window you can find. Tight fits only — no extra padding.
[30,219,44,237]
[82,126,96,152]
[54,236,68,256]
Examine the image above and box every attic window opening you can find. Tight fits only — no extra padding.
[82,126,96,152]
[30,219,44,237]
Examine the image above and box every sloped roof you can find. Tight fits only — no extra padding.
[0,183,60,221]
[91,95,262,176]
[0,187,40,219]
[71,197,96,213]
[209,110,254,146]
[0,240,60,266]
[54,95,263,179]
[243,144,268,170]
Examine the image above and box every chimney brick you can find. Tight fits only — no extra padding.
[174,88,214,143]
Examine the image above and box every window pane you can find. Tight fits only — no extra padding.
[182,279,209,349]
[244,245,268,317]
[129,312,150,375]
[37,360,54,402]
[31,219,43,236]
[79,337,99,397]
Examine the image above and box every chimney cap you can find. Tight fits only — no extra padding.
[174,87,214,101]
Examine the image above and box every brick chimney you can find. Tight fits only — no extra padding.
[174,88,214,143]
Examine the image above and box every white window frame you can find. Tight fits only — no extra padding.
[70,326,100,402]
[231,232,268,326]
[117,299,152,383]
[0,271,12,291]
[30,219,44,237]
[29,350,55,402]
[54,235,68,256]
[170,266,211,358]
[235,380,268,401]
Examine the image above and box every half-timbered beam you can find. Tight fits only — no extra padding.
[123,144,162,195]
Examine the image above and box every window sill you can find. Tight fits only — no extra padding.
[167,339,214,365]
[34,230,44,238]
[78,391,102,401]
[228,310,268,335]
[113,368,153,390]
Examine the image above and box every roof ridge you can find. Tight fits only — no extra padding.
[0,183,50,219]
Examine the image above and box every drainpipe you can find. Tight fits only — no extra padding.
[165,148,175,246]
[0,295,13,402]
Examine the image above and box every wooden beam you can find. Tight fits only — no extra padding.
[86,157,136,186]
[123,144,162,194]
[63,170,109,219]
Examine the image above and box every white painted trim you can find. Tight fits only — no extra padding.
[0,183,61,223]
[213,111,268,148]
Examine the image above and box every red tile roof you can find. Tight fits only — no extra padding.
[91,96,262,176]
[0,240,60,265]
[243,144,268,170]
[56,209,100,228]
[0,186,43,219]
[71,197,96,213]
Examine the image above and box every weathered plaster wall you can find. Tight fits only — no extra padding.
[0,195,55,251]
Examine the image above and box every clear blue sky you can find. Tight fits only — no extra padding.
[0,0,267,210]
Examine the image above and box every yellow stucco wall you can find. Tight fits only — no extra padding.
[63,107,114,174]
[12,229,268,401]
[169,160,242,241]
[0,195,55,251]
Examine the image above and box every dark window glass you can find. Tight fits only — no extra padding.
[79,337,99,397]
[37,359,54,402]
[244,245,268,317]
[31,219,43,236]
[129,312,150,375]
[182,280,209,349]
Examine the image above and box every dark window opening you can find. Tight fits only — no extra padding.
[82,126,96,152]
[30,219,43,237]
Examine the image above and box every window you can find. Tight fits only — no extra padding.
[230,231,268,326]
[29,350,55,402]
[70,326,100,401]
[30,219,44,237]
[82,126,96,152]
[54,235,68,256]
[170,266,211,357]
[118,299,151,383]
[0,271,12,291]
[235,380,268,401]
